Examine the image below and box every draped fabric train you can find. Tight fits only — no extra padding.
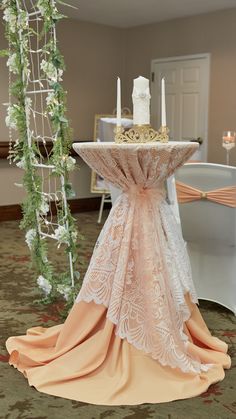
[6,299,230,405]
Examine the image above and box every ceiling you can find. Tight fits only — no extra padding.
[60,0,236,28]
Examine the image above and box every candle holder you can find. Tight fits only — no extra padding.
[157,125,170,143]
[114,124,169,144]
[222,131,235,165]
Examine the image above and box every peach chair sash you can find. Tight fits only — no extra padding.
[176,181,236,208]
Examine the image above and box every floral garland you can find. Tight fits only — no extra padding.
[1,0,82,310]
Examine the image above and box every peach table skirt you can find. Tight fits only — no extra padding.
[6,296,230,406]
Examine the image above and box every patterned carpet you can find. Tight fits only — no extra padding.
[0,210,235,419]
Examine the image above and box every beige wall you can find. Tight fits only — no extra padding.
[0,16,125,141]
[124,8,236,165]
[0,17,125,204]
[57,19,126,140]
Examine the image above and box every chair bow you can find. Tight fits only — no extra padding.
[176,181,236,208]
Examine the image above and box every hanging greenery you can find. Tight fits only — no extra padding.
[1,0,82,310]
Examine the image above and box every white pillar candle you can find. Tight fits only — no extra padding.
[132,76,151,125]
[116,77,121,127]
[161,77,166,127]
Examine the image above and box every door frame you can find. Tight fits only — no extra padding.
[150,53,211,161]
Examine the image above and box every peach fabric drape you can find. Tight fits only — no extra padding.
[176,181,236,207]
[6,298,230,406]
[6,142,231,405]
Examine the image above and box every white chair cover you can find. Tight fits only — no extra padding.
[175,163,236,315]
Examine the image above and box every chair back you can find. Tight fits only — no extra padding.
[99,118,133,142]
[175,163,236,246]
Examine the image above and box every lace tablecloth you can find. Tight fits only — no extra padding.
[75,142,200,372]
[6,141,231,406]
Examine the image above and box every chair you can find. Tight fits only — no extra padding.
[175,163,236,315]
[166,175,181,226]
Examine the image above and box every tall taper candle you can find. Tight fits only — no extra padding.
[117,77,121,127]
[161,77,166,127]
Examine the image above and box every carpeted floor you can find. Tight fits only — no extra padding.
[0,210,235,419]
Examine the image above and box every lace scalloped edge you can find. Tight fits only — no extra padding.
[76,293,211,374]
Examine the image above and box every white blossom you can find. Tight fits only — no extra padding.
[40,59,63,82]
[25,97,32,124]
[5,105,17,130]
[16,149,38,169]
[16,156,26,169]
[23,62,31,81]
[46,91,58,107]
[42,255,48,263]
[53,225,69,247]
[17,10,28,30]
[46,91,59,116]
[65,156,76,171]
[7,41,30,81]
[40,197,49,215]
[3,8,17,33]
[21,36,29,51]
[25,228,37,249]
[71,230,77,243]
[52,225,77,247]
[57,284,71,301]
[3,6,28,31]
[20,37,30,79]
[6,53,19,74]
[6,100,31,131]
[37,275,52,296]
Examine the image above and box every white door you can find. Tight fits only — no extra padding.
[151,55,210,161]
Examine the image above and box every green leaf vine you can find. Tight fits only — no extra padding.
[1,0,82,312]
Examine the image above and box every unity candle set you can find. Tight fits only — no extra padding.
[115,75,170,143]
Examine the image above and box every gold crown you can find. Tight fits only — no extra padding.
[114,124,169,144]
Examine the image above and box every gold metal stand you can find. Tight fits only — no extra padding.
[114,124,169,144]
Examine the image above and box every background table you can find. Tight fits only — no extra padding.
[6,142,231,405]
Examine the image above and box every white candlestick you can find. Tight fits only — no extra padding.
[161,77,166,127]
[116,77,121,127]
[132,76,151,125]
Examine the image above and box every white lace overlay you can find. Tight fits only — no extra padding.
[73,142,207,373]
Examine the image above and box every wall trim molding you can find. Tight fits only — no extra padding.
[0,197,109,222]
[0,142,11,159]
[0,141,89,159]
